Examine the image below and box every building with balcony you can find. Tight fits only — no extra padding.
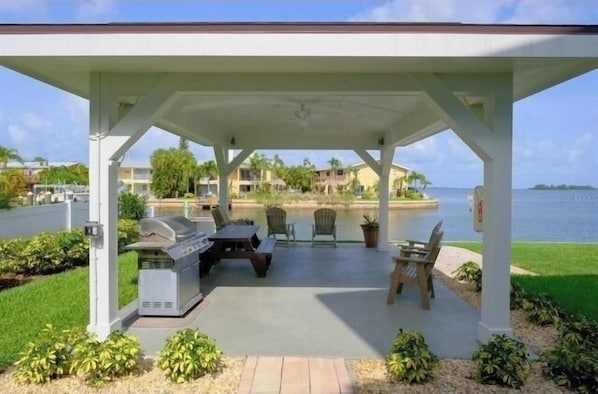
[118,161,153,195]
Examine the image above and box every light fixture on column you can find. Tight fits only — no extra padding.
[378,136,385,146]
[294,103,311,130]
[230,136,236,146]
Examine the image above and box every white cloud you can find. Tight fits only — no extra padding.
[7,124,26,142]
[351,0,598,24]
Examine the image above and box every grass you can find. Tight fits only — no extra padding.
[0,252,138,370]
[448,242,598,320]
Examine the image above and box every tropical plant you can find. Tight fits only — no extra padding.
[150,147,196,197]
[522,293,562,326]
[472,334,529,389]
[37,163,88,185]
[118,191,147,220]
[452,261,482,291]
[70,331,142,385]
[385,329,439,384]
[197,160,218,195]
[327,157,342,193]
[13,324,87,384]
[361,212,379,228]
[158,328,222,383]
[0,145,24,170]
[248,152,269,192]
[542,342,597,393]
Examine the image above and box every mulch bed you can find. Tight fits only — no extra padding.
[0,273,35,292]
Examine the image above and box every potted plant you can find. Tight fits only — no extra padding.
[361,212,379,248]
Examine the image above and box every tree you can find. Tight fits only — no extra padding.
[348,167,361,195]
[0,145,24,170]
[32,156,47,165]
[248,152,269,192]
[197,160,218,195]
[327,157,342,194]
[150,148,195,198]
[178,137,189,151]
[37,163,88,185]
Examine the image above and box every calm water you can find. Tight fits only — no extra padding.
[156,188,598,242]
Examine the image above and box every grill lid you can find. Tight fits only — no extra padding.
[139,215,198,242]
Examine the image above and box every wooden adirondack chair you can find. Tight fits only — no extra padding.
[211,207,252,230]
[401,220,443,253]
[312,208,337,247]
[265,206,295,247]
[387,231,443,310]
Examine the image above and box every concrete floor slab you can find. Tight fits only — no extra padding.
[123,245,480,359]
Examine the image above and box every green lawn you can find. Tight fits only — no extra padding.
[449,242,598,320]
[0,252,138,370]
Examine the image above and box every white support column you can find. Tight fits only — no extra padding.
[88,73,173,339]
[213,145,230,210]
[412,72,514,342]
[478,74,514,342]
[378,146,394,251]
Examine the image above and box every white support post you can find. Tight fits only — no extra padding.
[378,146,394,251]
[478,74,514,342]
[65,200,72,231]
[213,145,230,210]
[413,72,514,342]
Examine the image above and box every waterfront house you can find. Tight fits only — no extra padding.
[315,161,409,196]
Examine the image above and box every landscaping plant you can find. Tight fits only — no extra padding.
[521,293,562,326]
[70,331,142,385]
[118,191,147,220]
[452,261,482,291]
[472,334,529,389]
[158,328,222,383]
[542,342,598,394]
[13,324,86,384]
[385,329,439,384]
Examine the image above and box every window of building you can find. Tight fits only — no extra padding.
[240,169,252,181]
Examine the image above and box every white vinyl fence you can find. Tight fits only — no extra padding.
[0,201,89,239]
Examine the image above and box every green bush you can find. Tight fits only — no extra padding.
[118,219,139,253]
[452,261,482,291]
[13,324,87,384]
[510,283,528,310]
[472,334,529,389]
[542,342,598,394]
[558,315,598,347]
[70,331,142,385]
[183,192,194,199]
[56,229,89,267]
[20,232,67,275]
[118,192,147,220]
[0,237,27,274]
[385,329,438,384]
[0,191,14,209]
[158,328,222,383]
[522,293,562,326]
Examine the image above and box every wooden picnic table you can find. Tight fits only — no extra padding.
[205,224,276,277]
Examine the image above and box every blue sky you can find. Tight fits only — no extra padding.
[0,0,597,188]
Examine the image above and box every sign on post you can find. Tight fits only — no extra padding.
[473,185,484,233]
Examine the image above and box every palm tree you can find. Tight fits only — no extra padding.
[0,145,24,170]
[348,167,361,195]
[248,152,269,192]
[327,157,342,194]
[199,160,218,195]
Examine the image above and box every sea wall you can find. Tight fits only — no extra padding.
[148,198,439,210]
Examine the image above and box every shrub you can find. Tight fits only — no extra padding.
[452,261,482,291]
[158,328,222,383]
[510,282,528,310]
[13,324,87,384]
[118,192,147,220]
[472,334,529,389]
[542,342,598,394]
[385,329,439,384]
[70,331,142,385]
[0,237,27,274]
[558,315,598,347]
[118,219,139,253]
[183,192,194,199]
[56,229,89,267]
[20,232,66,275]
[0,191,14,209]
[522,293,562,326]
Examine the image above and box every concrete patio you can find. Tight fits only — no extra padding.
[122,244,481,360]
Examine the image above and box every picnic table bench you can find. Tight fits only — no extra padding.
[205,224,276,277]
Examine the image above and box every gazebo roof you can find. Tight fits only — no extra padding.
[1,22,597,150]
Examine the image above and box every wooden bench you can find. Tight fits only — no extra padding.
[256,237,277,268]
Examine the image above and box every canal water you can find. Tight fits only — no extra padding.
[153,188,598,242]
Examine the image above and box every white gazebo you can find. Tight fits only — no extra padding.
[1,22,597,343]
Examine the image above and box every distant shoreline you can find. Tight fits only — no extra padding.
[147,198,439,210]
[529,184,596,190]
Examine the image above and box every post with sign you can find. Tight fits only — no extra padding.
[473,186,484,232]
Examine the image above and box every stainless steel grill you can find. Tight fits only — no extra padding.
[125,215,212,317]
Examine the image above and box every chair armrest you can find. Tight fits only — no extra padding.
[405,239,428,248]
[400,247,430,255]
[392,255,432,265]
